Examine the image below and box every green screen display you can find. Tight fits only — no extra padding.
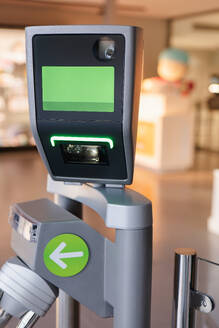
[42,66,115,112]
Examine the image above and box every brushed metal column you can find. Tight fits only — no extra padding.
[172,248,197,328]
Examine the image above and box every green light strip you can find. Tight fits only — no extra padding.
[50,136,114,149]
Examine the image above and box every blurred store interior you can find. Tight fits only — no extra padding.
[1,1,219,327]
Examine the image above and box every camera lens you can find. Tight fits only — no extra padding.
[97,38,115,60]
[105,45,115,59]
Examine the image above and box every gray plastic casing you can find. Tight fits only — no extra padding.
[25,25,143,185]
[9,181,153,324]
[10,198,113,318]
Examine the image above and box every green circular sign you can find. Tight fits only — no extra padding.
[44,234,89,277]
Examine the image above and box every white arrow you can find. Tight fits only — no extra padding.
[49,242,84,269]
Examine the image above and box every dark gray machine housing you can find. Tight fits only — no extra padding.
[9,198,113,317]
[26,25,143,185]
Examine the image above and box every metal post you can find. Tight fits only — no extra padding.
[172,248,197,328]
[104,0,116,24]
[114,227,152,328]
[56,290,80,328]
[0,308,12,327]
[55,195,82,328]
[48,177,153,328]
[16,311,40,328]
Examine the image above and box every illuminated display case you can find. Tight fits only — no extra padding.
[0,28,33,149]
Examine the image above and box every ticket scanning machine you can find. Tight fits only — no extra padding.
[0,26,153,328]
[27,25,143,185]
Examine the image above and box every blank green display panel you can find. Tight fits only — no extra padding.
[42,66,115,112]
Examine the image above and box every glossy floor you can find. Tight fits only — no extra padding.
[0,149,219,327]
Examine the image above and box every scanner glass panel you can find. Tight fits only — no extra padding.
[42,66,115,112]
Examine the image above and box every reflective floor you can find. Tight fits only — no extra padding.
[0,149,219,327]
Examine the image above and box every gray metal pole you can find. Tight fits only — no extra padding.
[172,248,197,328]
[55,195,82,328]
[0,308,12,327]
[56,290,80,328]
[48,178,153,328]
[16,311,40,328]
[104,0,116,24]
[114,227,152,328]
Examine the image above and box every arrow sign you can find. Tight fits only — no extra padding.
[50,242,84,269]
[44,234,89,277]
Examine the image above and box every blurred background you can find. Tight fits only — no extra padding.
[1,0,219,155]
[1,1,219,327]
